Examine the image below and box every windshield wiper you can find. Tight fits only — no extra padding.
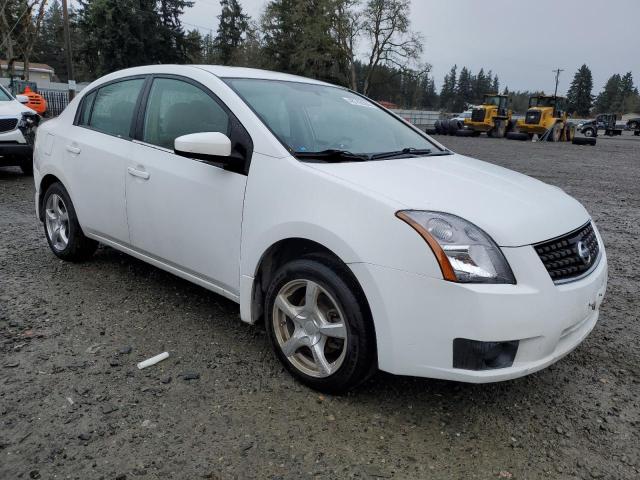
[370,148,434,160]
[294,149,369,163]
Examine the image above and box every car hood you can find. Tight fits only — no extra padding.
[0,100,33,116]
[308,153,590,247]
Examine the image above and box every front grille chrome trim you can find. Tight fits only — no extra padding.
[553,249,602,285]
[533,221,601,285]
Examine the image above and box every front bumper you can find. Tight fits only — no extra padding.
[0,142,32,159]
[349,240,607,383]
[464,120,492,132]
[0,127,30,161]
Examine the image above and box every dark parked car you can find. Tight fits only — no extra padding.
[627,117,640,130]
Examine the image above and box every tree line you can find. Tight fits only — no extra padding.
[2,0,639,115]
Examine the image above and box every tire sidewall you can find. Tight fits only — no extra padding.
[264,257,375,393]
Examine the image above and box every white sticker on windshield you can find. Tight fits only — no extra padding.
[342,97,375,108]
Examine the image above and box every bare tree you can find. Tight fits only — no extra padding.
[18,0,48,81]
[0,0,48,81]
[361,0,423,96]
[334,0,361,90]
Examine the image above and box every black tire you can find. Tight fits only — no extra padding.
[548,123,562,142]
[506,132,529,141]
[448,120,461,135]
[434,120,442,134]
[19,155,33,175]
[565,125,573,142]
[42,182,98,261]
[507,119,518,133]
[264,254,377,394]
[572,136,597,146]
[494,119,506,138]
[583,127,595,138]
[440,120,450,135]
[456,128,474,137]
[628,121,639,130]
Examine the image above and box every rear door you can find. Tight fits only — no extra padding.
[125,75,249,295]
[67,77,146,243]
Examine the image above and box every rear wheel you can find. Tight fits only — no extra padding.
[265,255,376,393]
[43,182,98,261]
[583,127,595,138]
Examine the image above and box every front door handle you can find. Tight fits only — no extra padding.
[66,145,81,154]
[127,167,150,180]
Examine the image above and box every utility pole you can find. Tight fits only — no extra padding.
[552,68,564,99]
[62,0,76,100]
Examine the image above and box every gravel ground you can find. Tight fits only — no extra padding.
[1,134,639,480]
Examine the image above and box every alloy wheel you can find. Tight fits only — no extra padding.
[272,279,348,378]
[45,193,70,251]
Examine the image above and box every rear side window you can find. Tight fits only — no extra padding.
[78,91,96,126]
[89,79,144,138]
[142,78,230,150]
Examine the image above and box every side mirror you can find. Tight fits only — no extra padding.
[174,132,233,163]
[16,94,29,104]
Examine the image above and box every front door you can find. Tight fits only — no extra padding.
[125,77,247,295]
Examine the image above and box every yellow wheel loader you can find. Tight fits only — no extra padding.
[464,94,513,138]
[509,95,573,142]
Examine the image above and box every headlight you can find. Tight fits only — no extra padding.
[396,210,516,284]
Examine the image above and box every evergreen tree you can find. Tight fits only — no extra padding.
[184,29,204,63]
[491,74,499,93]
[566,64,593,116]
[439,65,457,111]
[213,0,249,65]
[617,72,638,114]
[454,66,473,111]
[262,0,346,84]
[594,74,622,113]
[156,0,194,63]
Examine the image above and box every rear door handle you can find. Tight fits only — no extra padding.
[127,167,150,180]
[66,145,81,154]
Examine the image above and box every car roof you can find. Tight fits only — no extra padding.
[195,65,332,86]
[97,64,333,87]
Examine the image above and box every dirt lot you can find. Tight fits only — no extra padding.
[1,134,639,480]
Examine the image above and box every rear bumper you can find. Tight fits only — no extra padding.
[349,239,608,383]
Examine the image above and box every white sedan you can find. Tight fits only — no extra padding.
[33,66,607,393]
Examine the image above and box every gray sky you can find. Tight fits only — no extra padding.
[183,0,639,95]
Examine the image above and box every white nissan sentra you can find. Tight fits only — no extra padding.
[33,66,607,393]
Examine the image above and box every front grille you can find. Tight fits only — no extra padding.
[0,118,19,133]
[525,110,541,125]
[534,222,600,284]
[471,108,485,122]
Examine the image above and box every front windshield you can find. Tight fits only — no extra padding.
[484,96,502,107]
[225,78,438,156]
[530,97,556,108]
[0,86,12,101]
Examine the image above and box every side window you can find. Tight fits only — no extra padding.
[78,91,96,126]
[89,79,144,138]
[142,78,230,150]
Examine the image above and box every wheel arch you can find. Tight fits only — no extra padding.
[247,238,373,332]
[38,174,63,221]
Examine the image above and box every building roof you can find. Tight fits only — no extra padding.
[0,60,55,74]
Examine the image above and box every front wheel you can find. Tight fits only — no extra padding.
[42,182,98,261]
[265,255,377,393]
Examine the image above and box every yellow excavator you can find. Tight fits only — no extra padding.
[509,95,573,142]
[464,94,513,137]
